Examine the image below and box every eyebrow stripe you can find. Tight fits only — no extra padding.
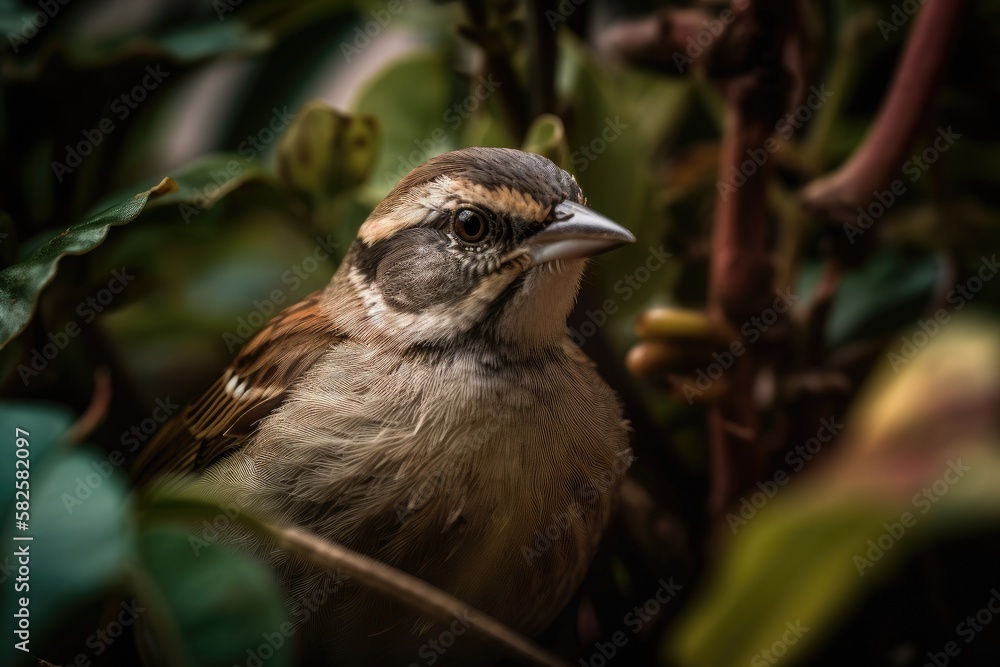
[356,176,551,245]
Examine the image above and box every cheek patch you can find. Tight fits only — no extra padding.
[376,242,473,312]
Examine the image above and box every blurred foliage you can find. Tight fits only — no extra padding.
[2,0,1000,665]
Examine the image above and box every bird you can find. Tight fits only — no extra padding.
[133,146,635,665]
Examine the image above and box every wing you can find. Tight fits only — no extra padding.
[132,291,341,488]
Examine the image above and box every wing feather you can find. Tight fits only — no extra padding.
[132,291,341,487]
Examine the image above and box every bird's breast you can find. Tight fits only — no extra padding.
[225,338,629,643]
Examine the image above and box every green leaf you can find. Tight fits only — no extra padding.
[136,520,290,667]
[40,22,272,71]
[0,178,177,349]
[669,449,1000,667]
[669,321,1000,667]
[798,250,942,349]
[522,114,570,169]
[151,21,273,62]
[667,494,897,667]
[2,447,134,667]
[92,152,284,233]
[353,50,466,198]
[0,400,75,516]
[148,154,275,217]
[0,0,31,36]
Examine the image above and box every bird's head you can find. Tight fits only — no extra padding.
[334,147,635,350]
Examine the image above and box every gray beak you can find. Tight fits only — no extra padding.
[527,201,636,266]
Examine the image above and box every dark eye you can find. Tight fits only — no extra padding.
[454,209,488,244]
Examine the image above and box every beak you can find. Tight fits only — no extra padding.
[526,201,636,266]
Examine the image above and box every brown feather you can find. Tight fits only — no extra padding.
[131,291,341,487]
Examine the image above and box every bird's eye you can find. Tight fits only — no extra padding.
[454,209,488,244]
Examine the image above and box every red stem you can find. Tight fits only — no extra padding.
[803,0,969,215]
[705,0,797,515]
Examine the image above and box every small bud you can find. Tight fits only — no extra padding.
[522,114,569,170]
[634,307,722,341]
[277,102,379,199]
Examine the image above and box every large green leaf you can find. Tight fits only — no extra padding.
[148,154,276,223]
[136,520,290,667]
[5,20,269,76]
[0,178,177,349]
[668,491,897,666]
[353,50,466,198]
[669,448,1000,667]
[0,400,74,515]
[90,151,284,233]
[2,447,134,667]
[669,320,1000,666]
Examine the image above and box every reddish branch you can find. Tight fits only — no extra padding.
[597,9,714,74]
[703,0,798,515]
[603,1,798,514]
[612,0,967,516]
[803,0,969,220]
[597,4,763,78]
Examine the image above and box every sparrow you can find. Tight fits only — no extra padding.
[133,147,635,665]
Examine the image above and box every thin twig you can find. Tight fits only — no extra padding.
[140,493,571,666]
[65,366,112,443]
[268,524,571,667]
